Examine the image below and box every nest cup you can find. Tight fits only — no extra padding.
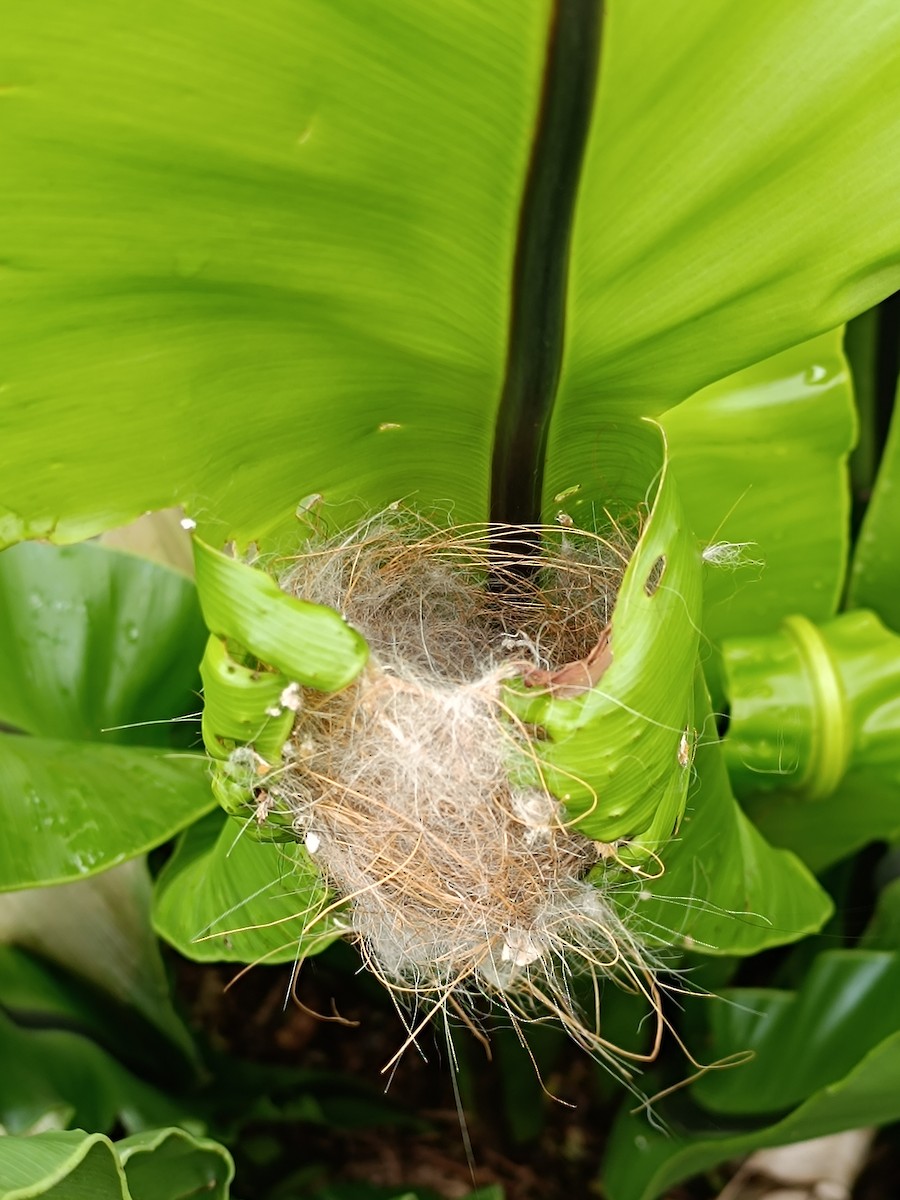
[252,510,667,1070]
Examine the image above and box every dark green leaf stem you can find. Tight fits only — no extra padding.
[490,0,603,533]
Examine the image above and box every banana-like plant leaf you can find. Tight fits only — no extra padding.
[628,674,831,958]
[0,860,197,1071]
[661,330,855,657]
[0,945,191,1103]
[193,538,368,692]
[198,635,296,770]
[0,543,215,889]
[0,543,205,745]
[4,4,900,547]
[603,971,900,1200]
[862,876,900,952]
[0,1132,127,1200]
[117,1128,234,1200]
[723,610,900,871]
[0,740,214,891]
[0,0,548,547]
[848,368,900,628]
[0,1129,233,1200]
[547,1,900,431]
[507,421,701,855]
[152,810,338,965]
[0,991,190,1137]
[690,950,900,1116]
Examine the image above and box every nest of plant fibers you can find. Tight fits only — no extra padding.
[261,511,663,1072]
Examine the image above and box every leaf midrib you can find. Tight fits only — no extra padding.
[489,0,604,533]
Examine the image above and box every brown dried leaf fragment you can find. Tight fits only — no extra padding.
[521,623,612,698]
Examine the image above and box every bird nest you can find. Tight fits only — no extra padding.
[244,511,669,1076]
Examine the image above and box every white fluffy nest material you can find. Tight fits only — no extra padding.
[258,513,660,1060]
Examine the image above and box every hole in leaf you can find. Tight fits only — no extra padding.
[644,554,666,596]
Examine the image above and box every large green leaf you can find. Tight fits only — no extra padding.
[661,330,855,651]
[4,4,900,546]
[0,542,204,744]
[0,740,213,890]
[0,1132,127,1200]
[723,610,900,872]
[0,860,196,1072]
[628,674,831,959]
[194,537,368,694]
[548,0,900,435]
[848,366,900,628]
[0,543,215,889]
[153,810,338,965]
[0,966,190,1136]
[0,1129,233,1200]
[507,420,702,854]
[689,951,900,1116]
[0,0,549,547]
[117,1128,233,1200]
[604,1033,900,1200]
[602,955,900,1200]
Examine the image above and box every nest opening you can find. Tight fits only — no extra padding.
[252,510,664,1071]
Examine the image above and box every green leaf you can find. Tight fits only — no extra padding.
[153,810,338,965]
[0,946,195,1126]
[630,673,831,958]
[0,1130,233,1200]
[863,876,900,952]
[549,0,900,436]
[849,367,900,628]
[661,330,855,652]
[723,610,900,872]
[0,738,214,891]
[509,420,702,855]
[0,945,121,1075]
[194,538,368,692]
[0,0,549,548]
[0,860,196,1071]
[606,1036,900,1200]
[198,635,295,767]
[603,978,900,1200]
[0,991,188,1137]
[690,950,900,1116]
[118,1128,233,1200]
[5,5,900,547]
[0,543,204,746]
[0,542,215,889]
[0,1132,128,1200]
